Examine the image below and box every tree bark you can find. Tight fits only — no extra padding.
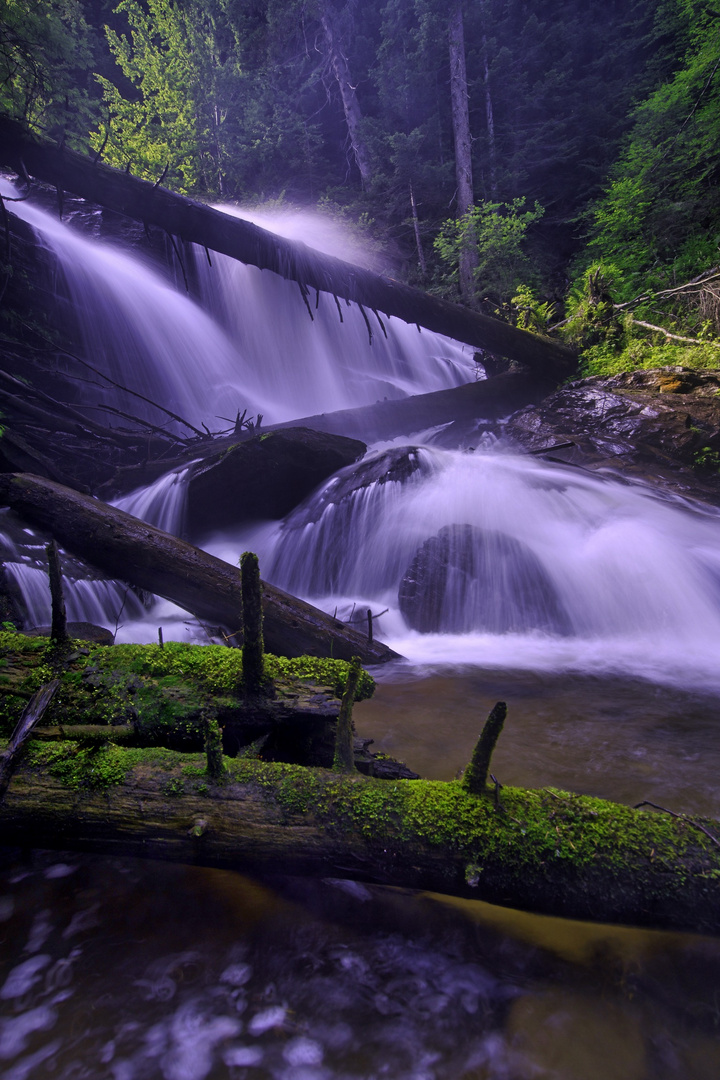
[448,0,477,301]
[2,743,720,935]
[0,473,399,664]
[319,2,373,188]
[0,115,576,377]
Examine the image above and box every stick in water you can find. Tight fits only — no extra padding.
[462,702,507,796]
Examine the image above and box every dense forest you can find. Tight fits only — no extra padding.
[1,0,720,375]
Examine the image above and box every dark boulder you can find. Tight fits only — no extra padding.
[26,621,114,645]
[398,524,571,634]
[185,427,366,535]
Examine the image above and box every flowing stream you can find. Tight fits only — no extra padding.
[3,189,720,1078]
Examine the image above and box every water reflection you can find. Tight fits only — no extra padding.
[1,850,719,1079]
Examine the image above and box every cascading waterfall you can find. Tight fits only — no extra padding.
[6,181,720,692]
[252,446,720,689]
[4,181,475,428]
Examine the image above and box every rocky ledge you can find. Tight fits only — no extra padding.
[505,366,720,504]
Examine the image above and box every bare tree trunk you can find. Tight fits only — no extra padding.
[448,0,476,301]
[482,31,497,197]
[319,2,373,188]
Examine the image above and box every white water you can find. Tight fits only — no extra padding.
[201,447,720,693]
[5,182,720,693]
[3,181,475,429]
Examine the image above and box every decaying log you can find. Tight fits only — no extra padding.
[0,681,59,799]
[0,473,398,663]
[1,740,720,935]
[0,115,576,377]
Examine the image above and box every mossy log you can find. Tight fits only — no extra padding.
[0,473,398,663]
[1,739,720,935]
[0,632,375,765]
[0,114,576,377]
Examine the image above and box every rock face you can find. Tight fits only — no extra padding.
[505,367,720,502]
[185,427,366,535]
[398,524,571,634]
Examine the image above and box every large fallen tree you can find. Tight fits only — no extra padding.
[0,115,577,378]
[1,735,719,935]
[0,472,398,663]
[1,632,718,933]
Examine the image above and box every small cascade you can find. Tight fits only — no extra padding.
[112,465,193,534]
[262,446,720,687]
[0,510,146,632]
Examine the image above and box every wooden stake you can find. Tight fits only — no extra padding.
[333,657,361,772]
[240,551,264,694]
[367,608,373,643]
[46,539,67,644]
[462,702,507,796]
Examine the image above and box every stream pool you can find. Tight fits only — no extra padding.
[2,667,720,1080]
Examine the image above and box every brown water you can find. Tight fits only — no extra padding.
[2,668,720,1079]
[355,667,720,817]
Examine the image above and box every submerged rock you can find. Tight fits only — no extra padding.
[185,427,366,535]
[398,524,571,634]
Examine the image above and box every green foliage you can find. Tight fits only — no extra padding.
[0,0,101,140]
[693,445,720,471]
[583,0,720,299]
[511,285,556,333]
[92,0,242,193]
[433,198,544,308]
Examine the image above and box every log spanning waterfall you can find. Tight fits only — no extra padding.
[4,182,720,692]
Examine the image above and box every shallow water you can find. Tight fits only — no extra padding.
[2,849,720,1080]
[354,667,720,817]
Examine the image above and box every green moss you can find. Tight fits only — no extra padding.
[0,634,373,741]
[26,740,182,790]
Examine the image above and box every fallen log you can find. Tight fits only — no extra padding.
[1,738,719,934]
[0,473,399,663]
[0,680,59,799]
[0,115,576,377]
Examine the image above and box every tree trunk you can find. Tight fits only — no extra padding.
[319,2,373,188]
[2,743,720,935]
[448,0,476,301]
[0,473,398,664]
[0,115,576,377]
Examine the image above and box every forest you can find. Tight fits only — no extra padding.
[2,0,720,372]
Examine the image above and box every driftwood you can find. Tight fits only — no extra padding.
[1,739,720,935]
[0,115,576,377]
[0,472,398,663]
[0,681,59,799]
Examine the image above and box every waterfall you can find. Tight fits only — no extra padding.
[6,182,720,690]
[4,182,475,429]
[248,446,720,689]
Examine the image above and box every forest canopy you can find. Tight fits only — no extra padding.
[1,0,719,372]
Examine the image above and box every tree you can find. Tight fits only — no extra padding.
[434,197,544,311]
[585,0,720,301]
[91,0,241,193]
[0,0,101,143]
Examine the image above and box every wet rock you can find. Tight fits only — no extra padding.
[25,622,114,645]
[284,445,431,526]
[353,736,420,780]
[398,524,571,634]
[185,427,366,535]
[505,367,720,502]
